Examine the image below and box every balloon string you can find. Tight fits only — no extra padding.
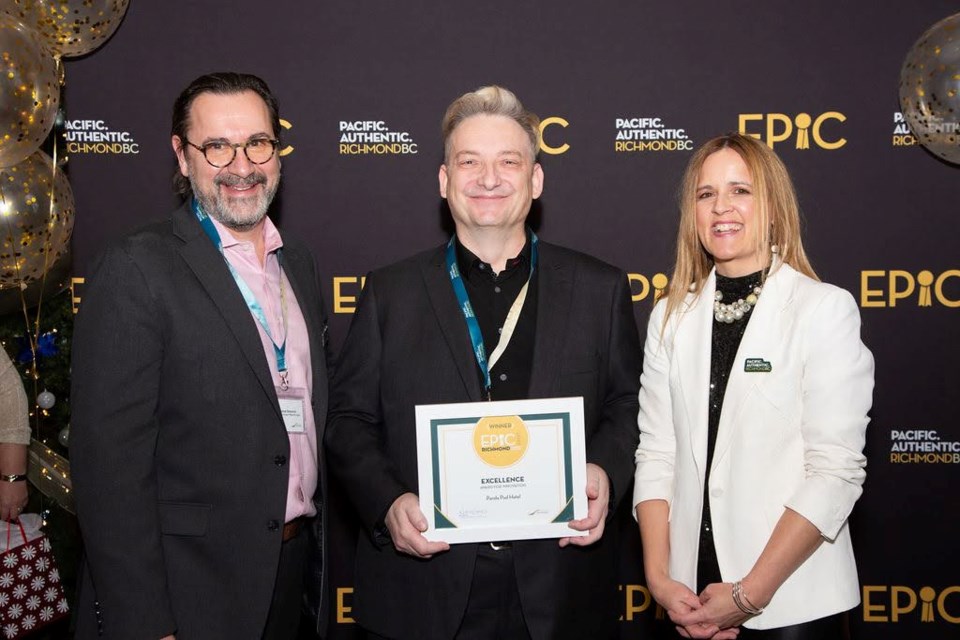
[34,138,58,343]
[27,106,69,438]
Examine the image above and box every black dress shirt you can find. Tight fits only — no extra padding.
[455,235,538,401]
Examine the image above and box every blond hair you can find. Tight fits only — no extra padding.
[661,133,818,328]
[441,85,540,162]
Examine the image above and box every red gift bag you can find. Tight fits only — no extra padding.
[0,515,69,639]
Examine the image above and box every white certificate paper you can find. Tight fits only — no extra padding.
[415,397,588,544]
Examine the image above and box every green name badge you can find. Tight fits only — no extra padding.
[744,358,772,373]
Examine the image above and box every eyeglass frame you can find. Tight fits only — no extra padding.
[181,136,280,168]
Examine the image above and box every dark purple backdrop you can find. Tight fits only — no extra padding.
[59,2,960,638]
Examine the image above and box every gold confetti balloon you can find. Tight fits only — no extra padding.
[0,150,74,292]
[0,249,70,315]
[0,14,60,168]
[899,12,960,164]
[2,0,130,58]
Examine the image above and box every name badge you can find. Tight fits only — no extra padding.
[744,357,773,373]
[277,386,307,433]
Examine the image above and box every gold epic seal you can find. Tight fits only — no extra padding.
[473,416,528,467]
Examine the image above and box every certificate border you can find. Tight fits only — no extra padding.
[415,397,588,544]
[429,412,574,529]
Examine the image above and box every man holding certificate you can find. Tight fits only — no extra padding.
[325,85,641,640]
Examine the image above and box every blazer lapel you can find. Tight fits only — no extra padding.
[528,244,573,399]
[711,265,794,469]
[420,247,485,402]
[673,270,715,486]
[173,207,283,421]
[281,246,328,422]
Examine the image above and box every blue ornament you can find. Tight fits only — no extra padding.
[15,332,59,364]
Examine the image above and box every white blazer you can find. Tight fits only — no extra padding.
[633,263,874,629]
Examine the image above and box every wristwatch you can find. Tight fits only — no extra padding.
[0,474,27,483]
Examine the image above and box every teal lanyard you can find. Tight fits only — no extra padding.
[191,198,289,382]
[445,231,538,400]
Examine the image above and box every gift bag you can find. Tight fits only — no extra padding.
[0,514,69,639]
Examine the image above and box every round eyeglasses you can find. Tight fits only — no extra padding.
[183,137,279,168]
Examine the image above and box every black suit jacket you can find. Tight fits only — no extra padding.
[70,205,330,639]
[325,241,641,640]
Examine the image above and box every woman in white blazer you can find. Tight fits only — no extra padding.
[633,133,873,639]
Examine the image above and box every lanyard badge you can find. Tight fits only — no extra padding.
[445,232,538,400]
[192,198,290,388]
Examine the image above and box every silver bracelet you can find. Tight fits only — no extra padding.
[0,473,27,483]
[732,580,764,616]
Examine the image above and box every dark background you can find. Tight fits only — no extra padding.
[58,2,960,637]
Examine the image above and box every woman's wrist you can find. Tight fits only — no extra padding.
[644,569,676,601]
[739,575,774,609]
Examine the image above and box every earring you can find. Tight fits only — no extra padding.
[770,244,780,254]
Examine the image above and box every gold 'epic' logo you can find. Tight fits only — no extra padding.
[738,112,846,150]
[279,119,294,157]
[863,585,960,623]
[333,273,665,313]
[539,116,569,155]
[473,416,528,467]
[629,272,669,302]
[860,270,960,308]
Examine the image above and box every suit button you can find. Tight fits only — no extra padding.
[274,454,287,466]
[267,519,280,531]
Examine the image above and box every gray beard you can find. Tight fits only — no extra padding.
[190,170,279,232]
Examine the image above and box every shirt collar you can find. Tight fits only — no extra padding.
[454,229,532,279]
[208,215,284,254]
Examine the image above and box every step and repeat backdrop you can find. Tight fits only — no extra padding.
[61,2,958,638]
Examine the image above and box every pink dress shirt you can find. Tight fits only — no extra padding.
[211,216,318,523]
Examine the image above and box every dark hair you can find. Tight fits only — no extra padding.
[171,72,280,196]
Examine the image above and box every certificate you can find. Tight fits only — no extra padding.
[415,397,587,544]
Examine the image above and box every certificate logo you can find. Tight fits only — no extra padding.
[473,415,529,467]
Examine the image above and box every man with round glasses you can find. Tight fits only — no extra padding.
[71,72,330,640]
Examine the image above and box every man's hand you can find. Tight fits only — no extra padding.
[384,492,450,558]
[559,463,609,547]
